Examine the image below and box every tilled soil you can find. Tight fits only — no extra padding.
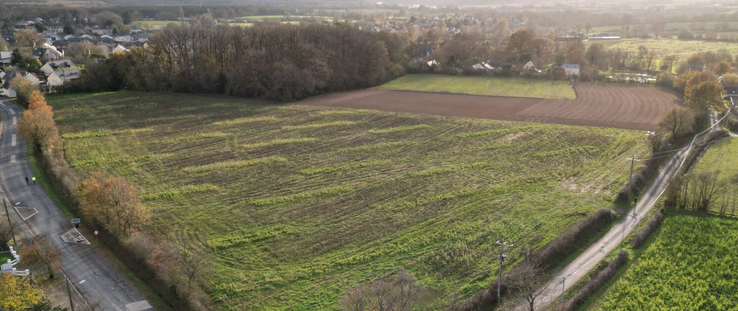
[298,83,682,131]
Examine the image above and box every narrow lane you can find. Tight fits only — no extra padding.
[0,99,153,311]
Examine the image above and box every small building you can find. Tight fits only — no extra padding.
[47,69,82,87]
[91,26,104,35]
[719,76,738,98]
[112,45,130,54]
[0,51,12,67]
[40,59,75,75]
[1,71,40,98]
[563,64,580,76]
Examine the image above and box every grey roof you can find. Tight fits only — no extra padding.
[562,64,580,69]
[1,70,18,90]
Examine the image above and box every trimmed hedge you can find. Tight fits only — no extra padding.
[564,251,629,311]
[631,211,666,248]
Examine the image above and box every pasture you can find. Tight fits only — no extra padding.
[591,21,738,33]
[379,74,576,99]
[684,137,738,213]
[50,92,649,310]
[596,214,738,310]
[587,38,738,59]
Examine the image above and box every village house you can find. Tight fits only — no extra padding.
[0,51,12,67]
[46,69,82,88]
[563,64,580,76]
[40,59,75,75]
[1,71,40,98]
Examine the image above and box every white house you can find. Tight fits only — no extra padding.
[47,69,81,87]
[112,45,130,54]
[39,43,64,60]
[521,61,542,75]
[40,59,75,75]
[563,64,580,76]
[0,51,11,67]
[1,71,40,98]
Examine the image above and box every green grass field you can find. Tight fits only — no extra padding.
[133,21,259,29]
[379,74,576,99]
[592,22,738,33]
[683,137,738,213]
[49,92,647,310]
[596,213,738,310]
[587,38,738,59]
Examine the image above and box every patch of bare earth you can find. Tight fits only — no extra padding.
[298,84,682,131]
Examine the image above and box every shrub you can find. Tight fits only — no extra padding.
[9,77,37,107]
[340,269,427,311]
[564,251,629,311]
[631,212,666,248]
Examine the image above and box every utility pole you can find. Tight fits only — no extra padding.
[627,155,639,202]
[66,277,75,311]
[3,198,16,247]
[496,240,513,302]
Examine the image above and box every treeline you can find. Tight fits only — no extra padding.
[76,23,405,101]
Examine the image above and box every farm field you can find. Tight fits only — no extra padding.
[587,38,738,59]
[379,74,576,99]
[591,21,738,33]
[304,83,681,131]
[596,214,738,311]
[133,20,257,29]
[49,92,650,310]
[684,137,738,213]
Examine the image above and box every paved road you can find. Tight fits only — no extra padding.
[523,112,727,310]
[0,99,153,311]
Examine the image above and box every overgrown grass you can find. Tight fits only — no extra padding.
[688,137,738,212]
[379,74,576,99]
[595,213,738,311]
[588,38,738,60]
[48,91,649,311]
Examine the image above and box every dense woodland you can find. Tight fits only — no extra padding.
[76,23,404,101]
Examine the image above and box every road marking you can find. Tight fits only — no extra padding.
[0,102,4,107]
[9,110,14,115]
[125,300,154,311]
[12,116,16,125]
[79,280,85,284]
[11,134,15,146]
[10,155,15,163]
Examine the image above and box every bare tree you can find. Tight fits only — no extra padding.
[340,269,426,311]
[508,251,553,311]
[658,107,695,139]
[19,236,61,279]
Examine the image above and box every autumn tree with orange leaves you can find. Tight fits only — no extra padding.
[76,172,149,238]
[16,91,61,154]
[19,236,62,279]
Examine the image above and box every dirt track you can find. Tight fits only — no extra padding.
[298,83,682,131]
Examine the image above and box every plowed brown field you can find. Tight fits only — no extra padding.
[298,83,682,130]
